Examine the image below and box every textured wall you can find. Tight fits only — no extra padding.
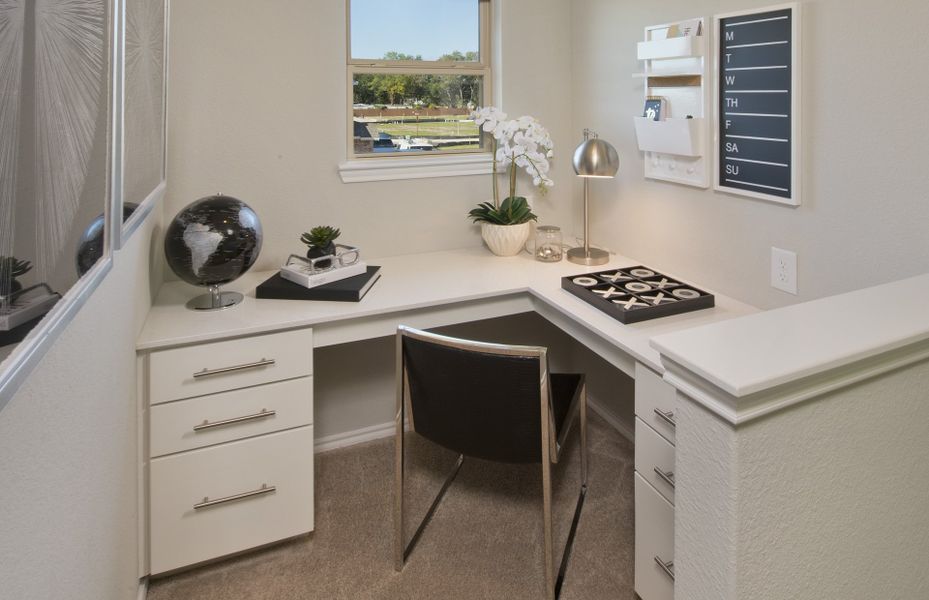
[164,0,578,271]
[675,360,929,599]
[571,0,929,309]
[0,209,162,600]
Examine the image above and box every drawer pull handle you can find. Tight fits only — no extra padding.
[193,483,276,510]
[654,556,675,581]
[193,409,276,432]
[653,407,676,428]
[193,358,276,379]
[653,467,676,488]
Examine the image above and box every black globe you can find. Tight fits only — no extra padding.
[164,195,262,287]
[76,203,139,277]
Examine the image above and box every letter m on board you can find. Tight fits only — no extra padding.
[725,31,734,41]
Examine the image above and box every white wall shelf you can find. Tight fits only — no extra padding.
[634,18,710,189]
[637,35,703,61]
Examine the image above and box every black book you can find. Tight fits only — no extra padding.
[256,266,381,302]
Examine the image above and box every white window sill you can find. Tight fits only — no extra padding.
[338,153,493,183]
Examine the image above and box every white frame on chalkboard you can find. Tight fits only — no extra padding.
[713,2,801,206]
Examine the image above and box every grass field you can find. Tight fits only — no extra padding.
[367,118,479,139]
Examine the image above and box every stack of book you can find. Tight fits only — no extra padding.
[256,255,381,302]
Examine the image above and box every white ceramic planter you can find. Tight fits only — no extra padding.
[481,222,531,257]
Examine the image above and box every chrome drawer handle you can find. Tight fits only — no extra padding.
[654,556,675,581]
[653,467,675,489]
[193,408,276,432]
[653,407,676,428]
[193,358,276,379]
[193,483,276,510]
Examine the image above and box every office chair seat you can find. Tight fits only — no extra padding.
[394,326,589,600]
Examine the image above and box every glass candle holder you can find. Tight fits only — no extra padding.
[534,225,563,262]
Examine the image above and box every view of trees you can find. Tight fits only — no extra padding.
[353,51,481,108]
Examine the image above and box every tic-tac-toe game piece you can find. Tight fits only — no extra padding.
[600,271,633,283]
[641,292,676,305]
[612,296,649,310]
[629,268,655,278]
[624,281,652,293]
[649,277,680,289]
[592,286,624,299]
[672,288,701,300]
[572,276,599,287]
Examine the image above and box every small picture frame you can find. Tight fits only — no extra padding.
[643,97,666,121]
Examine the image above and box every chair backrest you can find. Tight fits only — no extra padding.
[398,326,550,464]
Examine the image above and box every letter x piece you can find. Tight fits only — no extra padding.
[642,292,676,305]
[592,287,623,299]
[600,272,632,283]
[612,297,648,310]
[651,278,680,289]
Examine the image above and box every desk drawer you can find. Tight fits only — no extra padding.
[634,472,674,600]
[635,417,676,504]
[149,329,313,405]
[635,363,677,444]
[150,377,313,458]
[150,426,314,575]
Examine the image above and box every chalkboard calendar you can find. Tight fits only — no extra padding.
[714,4,801,205]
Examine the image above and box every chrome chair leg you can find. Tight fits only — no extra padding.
[542,443,556,600]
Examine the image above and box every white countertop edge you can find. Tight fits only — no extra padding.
[651,272,929,421]
[662,336,929,425]
[136,287,530,352]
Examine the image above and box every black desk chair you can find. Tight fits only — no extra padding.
[394,325,589,600]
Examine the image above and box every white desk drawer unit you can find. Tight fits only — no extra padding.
[148,328,313,405]
[149,377,313,457]
[634,363,677,600]
[634,417,675,504]
[634,472,675,600]
[150,427,315,575]
[145,328,315,575]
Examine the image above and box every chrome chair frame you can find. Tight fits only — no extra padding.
[394,325,589,600]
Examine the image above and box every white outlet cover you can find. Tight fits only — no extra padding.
[771,247,798,295]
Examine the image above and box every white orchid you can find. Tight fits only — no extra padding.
[470,107,555,207]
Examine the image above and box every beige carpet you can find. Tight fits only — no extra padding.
[147,413,636,600]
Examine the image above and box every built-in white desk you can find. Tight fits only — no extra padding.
[137,249,929,599]
[139,246,756,373]
[136,246,756,591]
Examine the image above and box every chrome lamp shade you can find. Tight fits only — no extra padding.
[568,130,619,266]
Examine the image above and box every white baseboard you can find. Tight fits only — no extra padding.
[313,397,633,454]
[137,579,148,600]
[314,421,395,453]
[588,395,635,442]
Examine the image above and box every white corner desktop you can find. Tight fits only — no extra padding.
[135,247,929,598]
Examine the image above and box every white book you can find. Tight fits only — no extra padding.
[280,260,367,290]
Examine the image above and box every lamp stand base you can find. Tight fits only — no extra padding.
[567,247,610,266]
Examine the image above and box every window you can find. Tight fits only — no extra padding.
[347,0,491,159]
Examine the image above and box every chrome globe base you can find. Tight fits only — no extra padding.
[186,285,243,311]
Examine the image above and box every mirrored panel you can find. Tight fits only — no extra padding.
[122,0,166,232]
[0,0,113,364]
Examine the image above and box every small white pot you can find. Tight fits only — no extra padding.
[480,222,531,257]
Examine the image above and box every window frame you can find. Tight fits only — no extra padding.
[345,0,492,161]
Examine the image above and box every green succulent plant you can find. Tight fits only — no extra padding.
[468,196,538,226]
[0,256,31,280]
[300,226,341,249]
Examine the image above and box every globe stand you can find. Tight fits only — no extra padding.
[186,285,243,311]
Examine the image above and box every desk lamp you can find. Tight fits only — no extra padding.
[568,129,619,266]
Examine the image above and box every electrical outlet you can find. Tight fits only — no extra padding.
[771,247,797,295]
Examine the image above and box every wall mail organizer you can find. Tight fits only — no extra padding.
[714,3,801,205]
[634,17,710,188]
[561,266,715,324]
